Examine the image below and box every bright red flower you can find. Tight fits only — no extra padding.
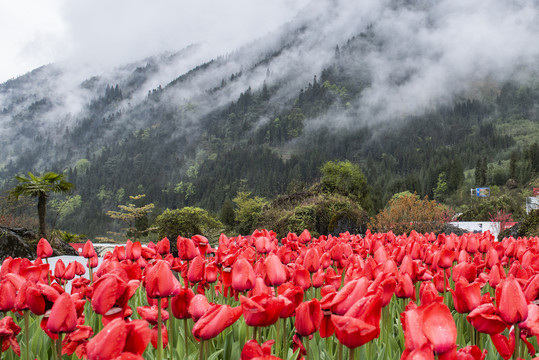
[402,301,457,357]
[264,253,287,286]
[295,298,323,337]
[26,282,61,316]
[421,302,457,355]
[395,272,416,301]
[150,324,168,349]
[303,247,320,273]
[192,304,243,340]
[171,287,195,319]
[144,260,181,298]
[330,277,369,315]
[136,305,169,324]
[0,279,16,312]
[496,274,528,324]
[240,294,285,327]
[86,318,150,360]
[456,345,487,360]
[189,294,210,322]
[177,236,199,260]
[54,258,66,279]
[37,237,53,258]
[126,240,142,260]
[241,339,275,360]
[187,255,206,284]
[0,316,21,356]
[82,240,97,258]
[450,278,481,314]
[467,302,507,335]
[490,331,515,360]
[331,315,377,349]
[47,292,77,334]
[231,257,256,292]
[89,272,140,316]
[437,247,455,269]
[61,323,93,358]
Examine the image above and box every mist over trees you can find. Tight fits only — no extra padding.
[0,0,538,239]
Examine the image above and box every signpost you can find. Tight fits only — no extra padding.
[471,188,490,197]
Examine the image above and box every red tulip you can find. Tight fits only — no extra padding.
[467,303,508,335]
[331,315,377,349]
[330,277,370,315]
[126,240,142,260]
[189,294,210,322]
[47,292,77,334]
[187,255,206,284]
[156,237,170,255]
[144,260,181,298]
[37,238,53,258]
[0,316,21,356]
[303,247,320,273]
[264,253,287,286]
[421,302,457,355]
[456,345,487,360]
[192,304,242,340]
[241,339,275,360]
[205,261,218,283]
[240,294,285,327]
[437,247,455,269]
[171,287,195,319]
[137,305,169,324]
[496,274,528,324]
[231,257,256,292]
[177,236,199,260]
[54,259,66,279]
[0,279,16,312]
[26,282,61,316]
[61,323,93,357]
[82,240,97,258]
[295,298,323,337]
[402,301,457,357]
[90,273,140,316]
[87,318,150,360]
[450,279,481,314]
[490,331,515,360]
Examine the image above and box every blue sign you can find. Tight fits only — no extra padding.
[476,188,490,197]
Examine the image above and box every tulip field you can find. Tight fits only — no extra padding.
[2,229,539,360]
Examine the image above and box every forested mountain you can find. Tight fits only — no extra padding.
[1,0,538,238]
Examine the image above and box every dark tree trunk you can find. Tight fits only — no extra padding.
[37,193,48,238]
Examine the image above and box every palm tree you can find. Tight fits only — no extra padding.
[11,172,74,238]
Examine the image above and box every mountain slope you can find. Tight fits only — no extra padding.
[1,0,538,237]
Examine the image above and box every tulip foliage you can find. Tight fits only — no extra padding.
[2,231,539,359]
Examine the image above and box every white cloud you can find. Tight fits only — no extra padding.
[0,0,310,83]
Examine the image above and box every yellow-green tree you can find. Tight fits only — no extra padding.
[107,194,154,240]
[233,191,268,234]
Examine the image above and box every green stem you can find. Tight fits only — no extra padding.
[24,310,30,360]
[157,298,163,360]
[198,339,204,360]
[349,347,355,360]
[338,342,343,360]
[514,326,520,360]
[305,336,310,360]
[281,318,288,360]
[56,333,63,360]
[168,297,174,356]
[275,315,281,356]
[184,318,189,357]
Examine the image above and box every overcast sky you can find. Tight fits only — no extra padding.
[0,0,310,83]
